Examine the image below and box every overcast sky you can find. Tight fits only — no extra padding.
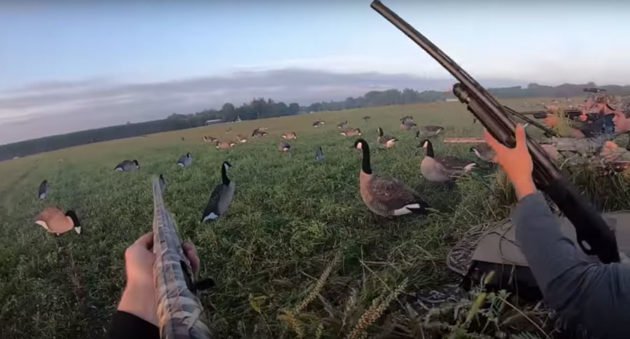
[1,0,629,144]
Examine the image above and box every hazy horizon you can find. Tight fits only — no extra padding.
[2,0,629,144]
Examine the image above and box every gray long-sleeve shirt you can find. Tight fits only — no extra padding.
[512,192,630,339]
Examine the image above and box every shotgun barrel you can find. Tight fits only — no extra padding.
[371,0,619,263]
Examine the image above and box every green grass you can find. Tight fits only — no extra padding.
[1,98,628,338]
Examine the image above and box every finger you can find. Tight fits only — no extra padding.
[514,124,528,150]
[483,129,507,154]
[183,242,200,274]
[134,232,154,250]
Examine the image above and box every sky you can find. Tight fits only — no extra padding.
[1,0,629,144]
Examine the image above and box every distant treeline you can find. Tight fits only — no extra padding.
[3,82,630,161]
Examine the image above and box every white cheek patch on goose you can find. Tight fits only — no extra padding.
[202,213,219,222]
[393,203,421,216]
[464,163,476,172]
[473,149,482,158]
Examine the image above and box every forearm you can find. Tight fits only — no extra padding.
[117,284,158,326]
[512,192,630,337]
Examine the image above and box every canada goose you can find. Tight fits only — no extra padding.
[203,136,218,143]
[354,139,429,216]
[340,128,362,137]
[236,134,248,143]
[312,120,325,128]
[470,144,496,163]
[177,152,193,168]
[114,160,139,171]
[35,207,81,235]
[282,132,297,140]
[420,139,476,182]
[159,174,167,192]
[201,161,235,222]
[278,141,291,152]
[400,115,414,123]
[377,127,398,148]
[315,146,325,162]
[216,141,236,150]
[38,180,48,200]
[337,121,349,129]
[417,125,445,138]
[400,119,417,130]
[252,128,268,137]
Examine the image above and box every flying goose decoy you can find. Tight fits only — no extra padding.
[177,152,193,168]
[315,146,325,162]
[354,139,429,217]
[38,180,48,200]
[282,132,297,140]
[340,128,362,137]
[337,120,349,129]
[114,159,139,172]
[201,161,235,222]
[35,207,81,235]
[377,127,398,148]
[420,139,476,182]
[416,125,445,138]
[470,143,496,163]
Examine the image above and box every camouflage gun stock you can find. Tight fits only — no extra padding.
[371,0,620,263]
[152,177,212,339]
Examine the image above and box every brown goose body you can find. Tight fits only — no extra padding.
[355,139,429,217]
[216,141,236,150]
[282,132,297,140]
[377,127,398,148]
[420,139,475,182]
[35,207,81,235]
[341,128,362,137]
[237,134,248,143]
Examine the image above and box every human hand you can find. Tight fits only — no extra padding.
[117,232,200,326]
[484,124,537,199]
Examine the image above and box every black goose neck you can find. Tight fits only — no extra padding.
[361,142,372,174]
[221,164,230,185]
[425,141,434,158]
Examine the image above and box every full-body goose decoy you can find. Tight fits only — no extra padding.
[400,119,417,130]
[177,152,193,168]
[377,127,398,148]
[278,141,291,152]
[203,136,218,143]
[340,128,362,137]
[420,139,476,182]
[252,128,268,137]
[416,125,445,138]
[337,121,349,129]
[354,139,429,216]
[216,141,236,150]
[114,160,139,171]
[35,207,81,235]
[312,120,325,128]
[282,132,297,140]
[236,134,248,143]
[470,143,496,163]
[38,180,48,200]
[201,161,235,222]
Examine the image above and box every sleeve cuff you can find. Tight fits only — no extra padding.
[109,311,159,339]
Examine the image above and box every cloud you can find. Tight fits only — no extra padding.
[0,68,518,145]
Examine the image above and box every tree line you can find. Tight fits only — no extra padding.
[2,82,630,161]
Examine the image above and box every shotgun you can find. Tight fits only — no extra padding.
[371,0,620,263]
[152,176,212,338]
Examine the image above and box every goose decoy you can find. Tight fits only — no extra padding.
[201,161,235,222]
[470,144,496,163]
[312,120,325,128]
[159,174,167,192]
[38,180,48,200]
[354,139,429,216]
[417,125,445,138]
[278,141,291,152]
[35,207,81,235]
[236,134,248,143]
[337,121,349,129]
[363,115,371,122]
[177,152,193,168]
[340,128,362,137]
[252,128,268,137]
[400,119,417,130]
[400,115,414,123]
[420,139,476,182]
[216,141,236,150]
[114,160,139,172]
[377,127,398,148]
[203,136,218,144]
[315,146,325,162]
[282,132,297,140]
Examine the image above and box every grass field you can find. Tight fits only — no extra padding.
[1,98,628,338]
